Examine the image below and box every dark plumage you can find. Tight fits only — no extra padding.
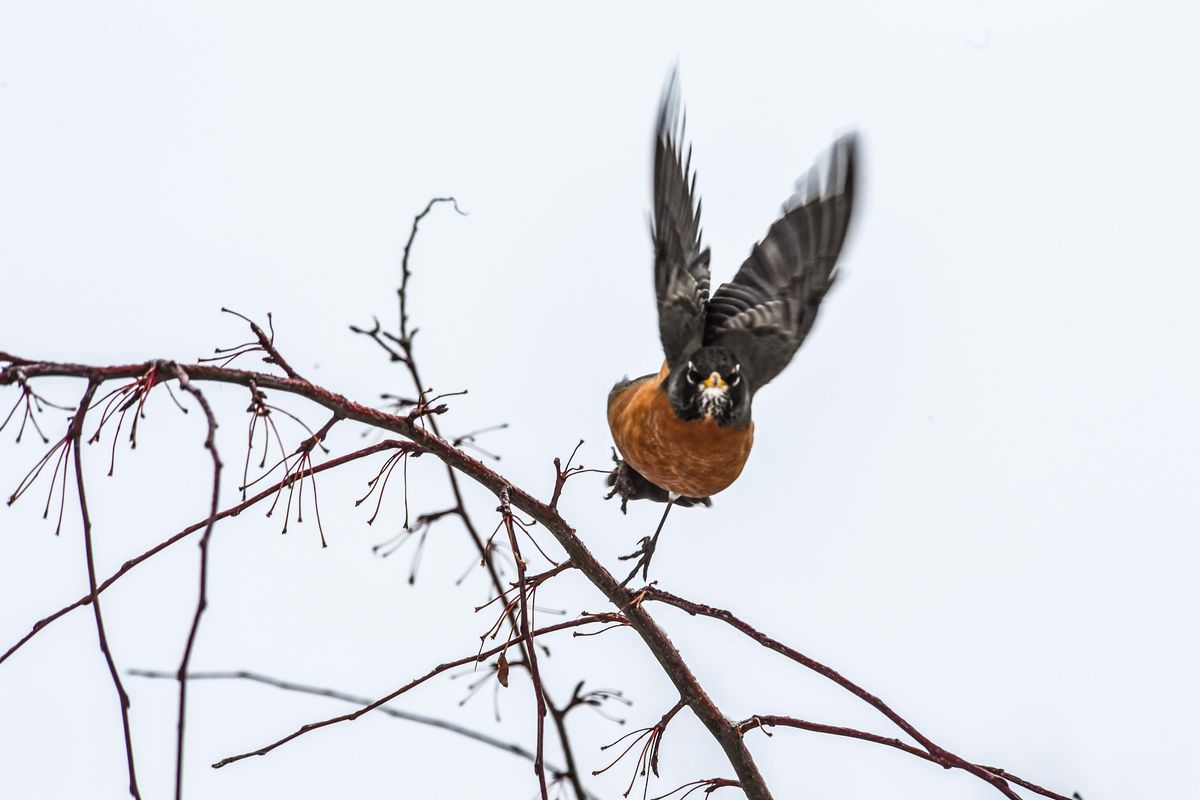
[607,71,859,511]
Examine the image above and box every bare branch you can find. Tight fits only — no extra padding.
[398,197,466,344]
[645,587,1061,800]
[1,356,776,798]
[128,668,597,796]
[737,715,1072,800]
[594,698,687,798]
[169,365,223,800]
[211,614,624,769]
[500,487,550,799]
[652,778,742,800]
[70,380,142,799]
[212,308,305,381]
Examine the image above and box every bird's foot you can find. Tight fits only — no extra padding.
[603,449,636,514]
[618,534,659,587]
[618,498,676,587]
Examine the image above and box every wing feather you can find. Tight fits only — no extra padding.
[652,71,710,366]
[704,133,858,393]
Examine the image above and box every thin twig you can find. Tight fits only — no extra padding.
[737,716,1073,800]
[362,198,590,799]
[219,308,305,381]
[1,440,415,667]
[170,366,223,800]
[398,197,465,344]
[70,380,142,799]
[211,614,624,768]
[646,588,1045,800]
[500,488,549,799]
[128,668,596,796]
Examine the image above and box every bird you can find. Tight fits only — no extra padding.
[606,72,858,583]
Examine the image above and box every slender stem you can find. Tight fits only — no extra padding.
[500,488,549,799]
[211,614,624,768]
[1,441,413,667]
[378,202,590,800]
[397,197,463,344]
[647,589,1040,800]
[129,668,593,795]
[170,366,223,800]
[70,380,142,799]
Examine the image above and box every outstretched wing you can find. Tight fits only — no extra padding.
[704,133,858,394]
[652,71,711,366]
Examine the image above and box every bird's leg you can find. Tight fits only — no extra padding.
[619,496,676,587]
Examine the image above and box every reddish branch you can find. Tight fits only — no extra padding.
[653,778,742,800]
[169,366,223,800]
[69,380,142,799]
[594,698,687,798]
[499,488,550,799]
[3,353,778,797]
[644,587,1070,800]
[736,716,1073,800]
[0,350,1078,800]
[203,308,305,381]
[0,201,1077,800]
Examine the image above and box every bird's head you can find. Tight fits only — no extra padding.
[665,346,749,426]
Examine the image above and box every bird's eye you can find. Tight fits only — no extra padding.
[686,367,700,384]
[729,365,741,386]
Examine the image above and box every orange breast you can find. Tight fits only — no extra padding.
[607,362,754,498]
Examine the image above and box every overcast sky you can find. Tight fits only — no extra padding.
[2,2,1197,799]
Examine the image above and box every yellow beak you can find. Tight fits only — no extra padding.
[702,372,726,389]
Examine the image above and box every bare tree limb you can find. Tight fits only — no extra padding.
[210,614,626,768]
[737,715,1073,800]
[169,365,223,800]
[2,354,778,798]
[128,668,597,797]
[357,199,594,799]
[70,380,142,799]
[644,587,1067,800]
[397,196,466,346]
[499,487,549,799]
[3,323,1079,800]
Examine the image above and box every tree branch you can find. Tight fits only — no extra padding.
[3,355,777,798]
[128,668,597,796]
[4,339,1078,800]
[169,366,223,800]
[736,715,1073,800]
[644,587,1069,800]
[70,380,142,799]
[211,614,625,768]
[499,487,549,799]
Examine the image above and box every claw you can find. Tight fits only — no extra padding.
[604,453,637,514]
[619,500,676,587]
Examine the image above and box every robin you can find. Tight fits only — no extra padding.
[607,73,858,582]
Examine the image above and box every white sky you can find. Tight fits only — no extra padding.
[2,2,1197,799]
